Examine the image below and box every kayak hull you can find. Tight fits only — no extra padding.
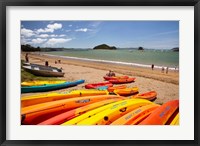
[21,80,85,93]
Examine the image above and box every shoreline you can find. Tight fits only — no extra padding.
[21,52,179,104]
[25,52,179,85]
[42,53,178,70]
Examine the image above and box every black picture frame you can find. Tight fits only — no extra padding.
[0,0,199,146]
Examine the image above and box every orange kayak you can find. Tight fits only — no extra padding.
[109,78,136,84]
[107,85,127,92]
[103,76,129,81]
[131,91,157,101]
[113,87,139,96]
[111,104,160,125]
[21,95,125,125]
[38,98,123,125]
[139,99,179,125]
[21,89,109,107]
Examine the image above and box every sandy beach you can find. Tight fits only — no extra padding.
[21,52,179,104]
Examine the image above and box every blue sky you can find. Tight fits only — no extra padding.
[21,21,179,49]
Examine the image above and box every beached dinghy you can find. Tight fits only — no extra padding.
[22,63,64,77]
[21,79,85,93]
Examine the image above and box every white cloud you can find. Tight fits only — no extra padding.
[69,24,72,27]
[47,34,66,37]
[75,28,90,32]
[37,28,54,33]
[45,38,72,46]
[66,30,71,32]
[38,34,49,38]
[31,38,47,44]
[47,23,62,30]
[59,34,66,37]
[21,28,35,37]
[36,23,62,33]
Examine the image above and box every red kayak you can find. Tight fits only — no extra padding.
[103,76,129,81]
[109,78,136,84]
[85,82,113,89]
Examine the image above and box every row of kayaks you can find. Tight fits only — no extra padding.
[21,88,156,107]
[21,92,179,125]
[21,75,179,125]
[21,76,136,93]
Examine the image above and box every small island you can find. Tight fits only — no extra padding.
[138,46,144,50]
[171,47,179,52]
[93,44,117,50]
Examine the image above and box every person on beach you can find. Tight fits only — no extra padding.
[25,53,29,62]
[107,70,115,77]
[58,60,61,64]
[161,66,165,73]
[151,64,154,70]
[166,67,169,74]
[45,61,49,66]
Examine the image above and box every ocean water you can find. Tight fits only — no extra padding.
[45,49,179,69]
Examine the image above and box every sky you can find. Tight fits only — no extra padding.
[21,21,179,49]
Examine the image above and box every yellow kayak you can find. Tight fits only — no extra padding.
[170,113,179,125]
[21,80,67,86]
[62,99,130,125]
[63,99,152,125]
[21,89,109,107]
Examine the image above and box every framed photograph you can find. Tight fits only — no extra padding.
[0,0,199,145]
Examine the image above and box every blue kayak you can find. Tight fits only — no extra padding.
[21,80,85,93]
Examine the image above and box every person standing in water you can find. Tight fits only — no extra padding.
[161,66,165,73]
[151,64,154,70]
[166,67,169,74]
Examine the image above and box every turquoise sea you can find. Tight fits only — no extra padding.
[45,49,179,69]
